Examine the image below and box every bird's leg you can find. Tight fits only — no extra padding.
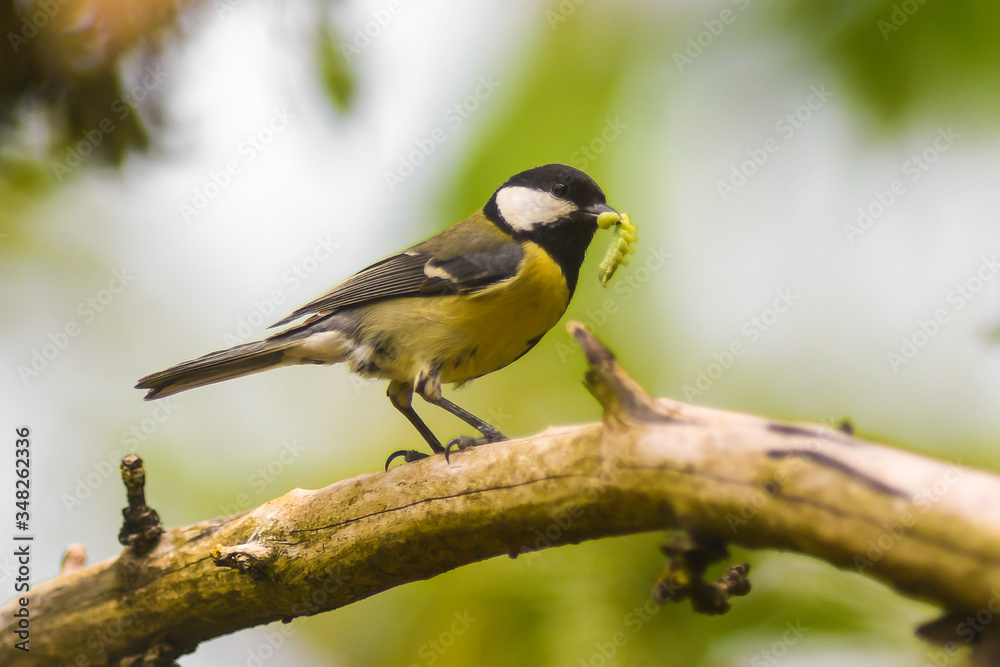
[431,396,507,443]
[416,372,508,462]
[384,380,444,470]
[415,366,503,438]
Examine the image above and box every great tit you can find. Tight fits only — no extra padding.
[137,164,622,467]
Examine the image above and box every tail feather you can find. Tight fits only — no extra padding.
[136,339,298,400]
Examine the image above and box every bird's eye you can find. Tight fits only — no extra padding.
[551,182,567,196]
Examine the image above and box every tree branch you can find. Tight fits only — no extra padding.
[4,323,1000,665]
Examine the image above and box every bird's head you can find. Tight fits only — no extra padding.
[486,164,621,234]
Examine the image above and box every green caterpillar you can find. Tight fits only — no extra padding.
[596,212,637,287]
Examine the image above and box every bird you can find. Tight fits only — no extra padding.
[136,164,622,468]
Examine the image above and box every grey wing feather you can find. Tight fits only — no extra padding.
[423,242,524,291]
[270,252,429,327]
[270,219,524,328]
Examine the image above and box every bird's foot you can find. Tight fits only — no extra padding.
[444,432,507,463]
[384,449,431,470]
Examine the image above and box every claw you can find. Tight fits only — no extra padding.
[384,449,430,470]
[444,436,477,463]
[444,433,508,463]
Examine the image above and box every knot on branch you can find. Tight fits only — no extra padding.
[212,541,278,580]
[652,533,751,616]
[119,640,183,667]
[60,543,87,576]
[568,321,675,427]
[918,610,1000,667]
[118,454,163,556]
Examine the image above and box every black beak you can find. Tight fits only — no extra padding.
[582,202,622,229]
[583,202,619,217]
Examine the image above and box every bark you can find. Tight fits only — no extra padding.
[3,323,999,666]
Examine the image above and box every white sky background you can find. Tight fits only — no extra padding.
[2,0,999,664]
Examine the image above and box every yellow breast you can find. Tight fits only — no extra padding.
[350,242,569,386]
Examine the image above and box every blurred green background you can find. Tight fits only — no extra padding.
[3,0,1000,665]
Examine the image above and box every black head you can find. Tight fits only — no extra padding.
[484,164,618,234]
[484,164,619,296]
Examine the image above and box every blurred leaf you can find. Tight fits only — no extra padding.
[319,24,357,113]
[444,2,646,217]
[0,153,52,197]
[0,0,183,171]
[779,0,1000,125]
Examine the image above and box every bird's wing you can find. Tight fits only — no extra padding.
[270,215,523,327]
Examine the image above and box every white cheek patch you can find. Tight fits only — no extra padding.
[495,186,577,231]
